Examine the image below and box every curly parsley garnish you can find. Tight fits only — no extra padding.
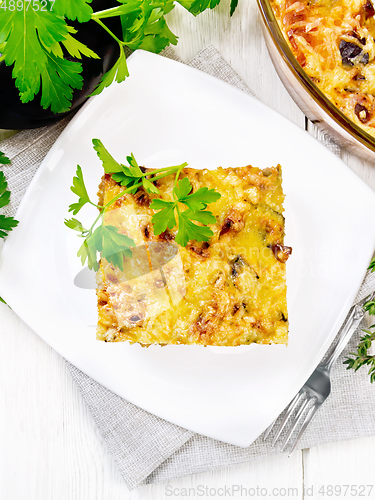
[65,139,220,271]
[0,151,19,239]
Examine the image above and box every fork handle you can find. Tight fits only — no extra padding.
[322,304,365,372]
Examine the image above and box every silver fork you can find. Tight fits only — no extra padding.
[263,291,374,455]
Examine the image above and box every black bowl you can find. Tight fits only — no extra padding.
[0,0,122,129]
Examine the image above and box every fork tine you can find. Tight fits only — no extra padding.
[287,403,319,456]
[279,397,311,452]
[270,391,304,446]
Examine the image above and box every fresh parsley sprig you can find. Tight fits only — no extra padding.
[92,139,167,195]
[344,255,375,382]
[0,151,19,239]
[65,163,137,272]
[66,139,221,271]
[0,0,94,114]
[0,0,239,114]
[150,176,221,246]
[65,139,196,271]
[92,139,188,195]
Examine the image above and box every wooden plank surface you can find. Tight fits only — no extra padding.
[1,0,375,498]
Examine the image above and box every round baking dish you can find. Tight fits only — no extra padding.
[257,0,375,162]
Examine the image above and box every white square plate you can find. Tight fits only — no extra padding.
[1,50,375,447]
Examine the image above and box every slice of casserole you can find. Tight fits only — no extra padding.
[96,165,291,346]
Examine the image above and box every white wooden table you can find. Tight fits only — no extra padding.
[1,1,375,498]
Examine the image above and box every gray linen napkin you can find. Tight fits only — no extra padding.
[1,46,375,490]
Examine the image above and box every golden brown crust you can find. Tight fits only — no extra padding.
[97,164,290,346]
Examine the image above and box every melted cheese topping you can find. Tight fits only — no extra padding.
[271,0,375,137]
[96,165,290,346]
